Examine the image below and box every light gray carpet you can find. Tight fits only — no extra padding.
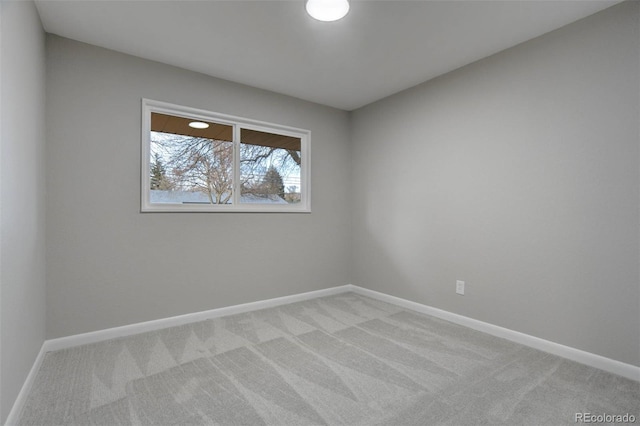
[16,292,640,425]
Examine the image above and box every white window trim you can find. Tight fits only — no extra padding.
[141,99,311,213]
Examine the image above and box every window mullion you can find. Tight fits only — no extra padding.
[232,124,241,205]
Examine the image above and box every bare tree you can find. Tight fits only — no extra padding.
[153,134,233,204]
[240,144,300,199]
[151,132,301,204]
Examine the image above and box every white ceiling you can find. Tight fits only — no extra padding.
[35,0,621,111]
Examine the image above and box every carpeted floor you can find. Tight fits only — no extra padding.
[16,292,640,425]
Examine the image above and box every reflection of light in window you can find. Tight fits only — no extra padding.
[188,121,209,129]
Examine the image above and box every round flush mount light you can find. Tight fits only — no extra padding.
[306,0,349,22]
[188,121,209,129]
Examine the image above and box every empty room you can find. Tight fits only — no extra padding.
[1,0,638,424]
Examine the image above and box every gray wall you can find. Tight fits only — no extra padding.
[351,1,639,366]
[45,36,352,339]
[0,1,47,421]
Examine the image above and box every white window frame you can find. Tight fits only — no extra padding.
[141,99,311,213]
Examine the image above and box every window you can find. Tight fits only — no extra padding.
[141,99,310,212]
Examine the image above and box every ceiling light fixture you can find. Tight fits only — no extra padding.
[188,121,209,129]
[306,0,350,22]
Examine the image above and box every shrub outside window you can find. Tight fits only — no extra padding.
[141,99,310,212]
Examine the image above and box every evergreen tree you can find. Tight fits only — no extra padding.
[150,153,173,190]
[262,165,285,199]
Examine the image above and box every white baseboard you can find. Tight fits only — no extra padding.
[8,283,638,424]
[44,285,353,352]
[4,343,47,426]
[349,285,640,382]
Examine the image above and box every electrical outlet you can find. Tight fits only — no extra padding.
[456,280,465,295]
